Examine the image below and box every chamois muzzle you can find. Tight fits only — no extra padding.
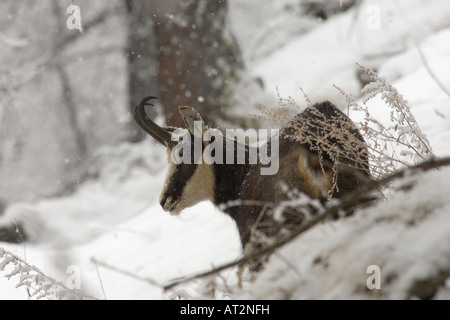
[133,96,176,148]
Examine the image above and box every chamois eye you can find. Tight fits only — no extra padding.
[179,150,183,157]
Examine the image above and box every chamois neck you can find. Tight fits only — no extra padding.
[212,161,253,207]
[212,160,261,249]
[211,137,256,208]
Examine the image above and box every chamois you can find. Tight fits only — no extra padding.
[133,97,371,256]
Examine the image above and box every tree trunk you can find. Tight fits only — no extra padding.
[124,0,159,142]
[152,0,242,128]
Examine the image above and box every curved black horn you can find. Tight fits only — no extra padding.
[133,96,175,148]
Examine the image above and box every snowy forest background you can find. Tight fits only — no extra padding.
[1,0,450,300]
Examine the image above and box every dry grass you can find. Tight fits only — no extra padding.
[0,248,94,300]
[255,65,434,181]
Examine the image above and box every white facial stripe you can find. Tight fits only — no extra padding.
[176,162,215,211]
[160,149,215,215]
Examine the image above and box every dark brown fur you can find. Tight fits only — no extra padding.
[203,102,371,252]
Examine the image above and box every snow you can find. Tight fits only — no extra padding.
[0,141,242,299]
[251,10,361,107]
[2,0,450,300]
[236,167,450,299]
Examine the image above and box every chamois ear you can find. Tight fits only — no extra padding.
[179,106,206,137]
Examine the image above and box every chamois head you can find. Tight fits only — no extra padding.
[133,96,216,215]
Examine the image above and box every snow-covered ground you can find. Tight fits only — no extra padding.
[1,0,450,299]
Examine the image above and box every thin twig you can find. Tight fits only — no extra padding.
[12,219,26,260]
[163,156,450,291]
[273,252,303,279]
[93,260,107,300]
[91,258,162,288]
[416,45,450,99]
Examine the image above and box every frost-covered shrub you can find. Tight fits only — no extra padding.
[0,248,93,300]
